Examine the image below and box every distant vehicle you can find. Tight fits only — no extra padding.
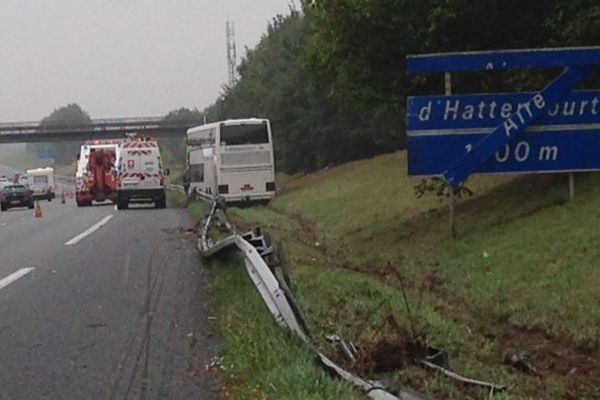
[76,140,120,207]
[186,118,276,204]
[0,184,34,211]
[0,175,8,189]
[116,135,167,210]
[27,167,55,201]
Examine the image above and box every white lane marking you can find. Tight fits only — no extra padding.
[65,215,114,246]
[0,268,35,291]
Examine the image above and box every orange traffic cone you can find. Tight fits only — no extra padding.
[35,201,43,218]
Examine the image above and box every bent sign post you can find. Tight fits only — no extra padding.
[406,47,600,235]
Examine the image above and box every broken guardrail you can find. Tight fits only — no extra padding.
[196,198,431,400]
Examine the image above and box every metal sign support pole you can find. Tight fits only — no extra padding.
[569,173,575,201]
[445,72,457,238]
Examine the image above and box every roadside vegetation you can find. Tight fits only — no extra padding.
[194,5,600,395]
[211,256,362,400]
[174,151,600,399]
[224,151,600,399]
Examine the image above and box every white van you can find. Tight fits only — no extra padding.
[116,136,167,209]
[26,167,55,201]
[186,118,276,204]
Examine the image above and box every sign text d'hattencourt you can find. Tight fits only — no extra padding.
[406,47,600,187]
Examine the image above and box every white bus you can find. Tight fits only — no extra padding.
[186,118,276,203]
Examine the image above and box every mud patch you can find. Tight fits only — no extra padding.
[357,339,426,375]
[494,325,600,397]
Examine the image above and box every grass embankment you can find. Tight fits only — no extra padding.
[227,151,600,399]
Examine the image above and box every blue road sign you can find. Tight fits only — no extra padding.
[408,128,600,176]
[39,147,55,160]
[407,46,600,74]
[408,90,600,131]
[406,47,600,187]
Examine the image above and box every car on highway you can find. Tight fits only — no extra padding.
[0,184,35,211]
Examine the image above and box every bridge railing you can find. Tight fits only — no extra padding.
[0,117,205,143]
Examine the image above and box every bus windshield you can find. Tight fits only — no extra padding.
[220,124,269,146]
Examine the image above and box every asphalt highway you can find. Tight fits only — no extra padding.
[0,167,220,400]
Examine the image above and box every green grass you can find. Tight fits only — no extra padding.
[228,151,600,399]
[166,191,187,208]
[436,176,600,344]
[211,256,362,400]
[180,199,360,400]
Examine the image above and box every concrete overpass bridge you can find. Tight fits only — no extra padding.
[0,117,202,143]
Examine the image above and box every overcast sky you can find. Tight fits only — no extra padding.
[0,0,293,122]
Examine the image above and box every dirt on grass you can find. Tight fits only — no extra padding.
[494,324,600,399]
[252,172,600,399]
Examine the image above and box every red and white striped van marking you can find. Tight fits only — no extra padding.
[127,150,152,155]
[122,141,158,149]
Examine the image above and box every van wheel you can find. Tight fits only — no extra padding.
[0,204,6,212]
[117,201,128,210]
[156,198,166,209]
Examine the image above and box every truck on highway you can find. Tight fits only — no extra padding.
[75,140,120,207]
[116,135,167,209]
[26,167,55,201]
[185,118,276,204]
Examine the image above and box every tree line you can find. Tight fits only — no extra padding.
[205,0,600,173]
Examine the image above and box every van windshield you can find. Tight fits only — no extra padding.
[220,124,269,145]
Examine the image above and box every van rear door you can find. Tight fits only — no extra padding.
[120,149,162,191]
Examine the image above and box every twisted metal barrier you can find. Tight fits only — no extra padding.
[195,197,430,400]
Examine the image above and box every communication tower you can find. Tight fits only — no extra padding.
[226,20,237,86]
